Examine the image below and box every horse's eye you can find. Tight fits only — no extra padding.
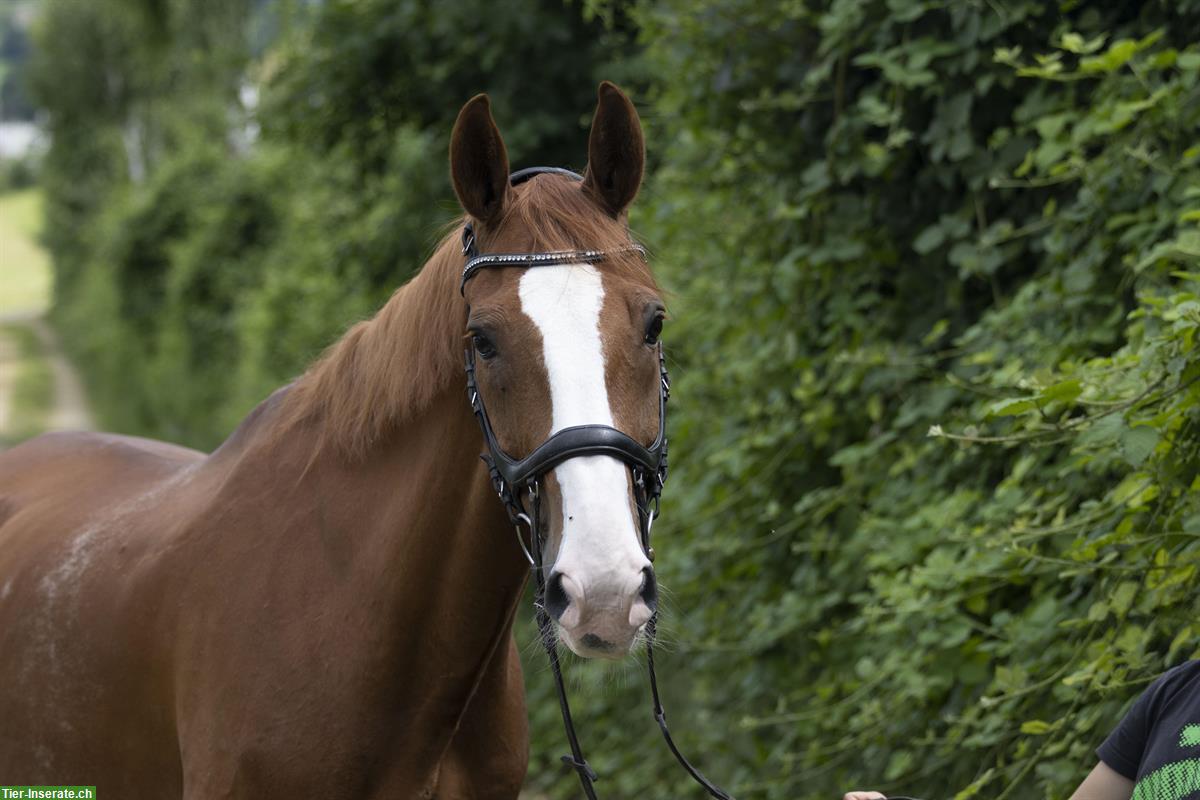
[644,314,664,345]
[473,332,497,360]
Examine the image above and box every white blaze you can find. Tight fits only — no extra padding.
[518,264,649,627]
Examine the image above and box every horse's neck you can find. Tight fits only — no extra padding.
[217,237,528,607]
[199,282,529,707]
[298,391,529,653]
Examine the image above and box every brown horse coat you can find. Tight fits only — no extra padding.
[0,343,528,796]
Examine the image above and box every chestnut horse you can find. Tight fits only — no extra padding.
[0,83,663,798]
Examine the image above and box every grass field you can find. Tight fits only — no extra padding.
[0,188,52,316]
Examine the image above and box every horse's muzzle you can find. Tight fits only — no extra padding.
[547,565,657,659]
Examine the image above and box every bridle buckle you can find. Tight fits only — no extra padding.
[461,223,476,257]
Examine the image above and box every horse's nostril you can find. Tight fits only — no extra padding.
[639,566,658,614]
[545,571,570,621]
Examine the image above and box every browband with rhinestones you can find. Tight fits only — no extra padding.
[460,245,648,294]
[458,166,647,295]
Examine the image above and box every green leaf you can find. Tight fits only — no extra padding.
[1169,626,1195,661]
[1079,415,1125,448]
[1110,581,1140,616]
[923,318,950,346]
[1120,426,1160,466]
[1041,379,1082,403]
[913,223,946,254]
[1081,39,1139,73]
[988,397,1040,417]
[1060,32,1085,53]
[953,768,996,800]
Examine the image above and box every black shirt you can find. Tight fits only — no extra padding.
[1097,660,1200,800]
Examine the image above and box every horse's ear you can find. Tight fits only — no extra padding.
[450,94,510,223]
[582,81,645,218]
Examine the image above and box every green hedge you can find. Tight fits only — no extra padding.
[519,2,1200,798]
[32,0,1200,798]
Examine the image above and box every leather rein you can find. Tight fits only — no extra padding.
[461,166,733,799]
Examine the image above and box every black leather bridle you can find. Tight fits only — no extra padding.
[461,166,733,799]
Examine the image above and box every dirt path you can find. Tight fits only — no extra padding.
[0,311,93,441]
[29,314,93,431]
[0,187,93,443]
[0,331,17,432]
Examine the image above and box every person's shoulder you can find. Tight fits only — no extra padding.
[1141,659,1200,713]
[1150,659,1200,688]
[1095,660,1200,779]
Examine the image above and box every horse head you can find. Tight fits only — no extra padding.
[452,83,664,660]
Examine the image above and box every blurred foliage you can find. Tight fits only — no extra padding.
[261,0,640,169]
[31,0,634,447]
[29,0,1200,798]
[0,157,38,192]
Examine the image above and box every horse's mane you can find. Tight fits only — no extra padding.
[274,174,655,460]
